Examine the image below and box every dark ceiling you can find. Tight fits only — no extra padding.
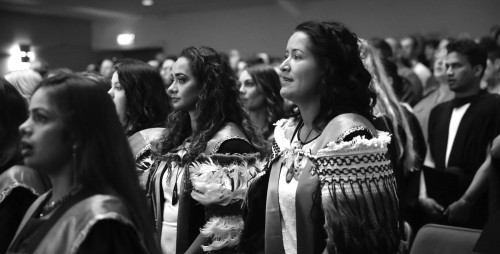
[0,0,291,20]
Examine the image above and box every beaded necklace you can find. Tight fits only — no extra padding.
[39,185,82,217]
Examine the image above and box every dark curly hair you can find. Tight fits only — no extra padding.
[291,21,376,129]
[114,59,171,136]
[446,39,487,77]
[0,78,28,172]
[245,64,285,139]
[155,46,266,162]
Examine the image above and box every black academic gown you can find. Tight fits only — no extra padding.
[428,91,500,228]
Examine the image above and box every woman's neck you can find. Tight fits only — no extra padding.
[48,162,76,202]
[249,107,267,131]
[297,98,321,131]
[295,98,322,143]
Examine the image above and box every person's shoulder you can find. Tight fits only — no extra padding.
[430,99,452,115]
[207,122,251,154]
[0,165,47,203]
[314,113,378,152]
[214,122,247,138]
[323,113,376,136]
[471,92,500,114]
[479,92,500,104]
[414,88,440,111]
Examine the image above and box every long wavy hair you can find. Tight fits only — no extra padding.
[155,46,266,162]
[291,21,376,130]
[361,39,419,174]
[34,74,158,253]
[245,64,285,139]
[0,78,28,173]
[114,59,171,136]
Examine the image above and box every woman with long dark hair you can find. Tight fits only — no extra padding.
[256,21,401,254]
[238,64,285,141]
[148,46,265,254]
[7,74,158,254]
[108,60,171,186]
[109,59,170,138]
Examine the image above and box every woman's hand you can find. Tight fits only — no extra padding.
[419,196,444,216]
[444,198,472,225]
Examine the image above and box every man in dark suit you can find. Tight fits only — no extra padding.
[421,39,500,229]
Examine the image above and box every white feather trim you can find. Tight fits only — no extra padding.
[200,216,244,251]
[273,118,296,152]
[189,157,264,206]
[317,131,391,156]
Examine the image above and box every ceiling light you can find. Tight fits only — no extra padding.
[117,33,135,46]
[142,0,154,6]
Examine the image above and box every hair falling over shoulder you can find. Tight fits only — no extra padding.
[153,46,267,162]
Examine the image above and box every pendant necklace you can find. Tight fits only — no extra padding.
[39,185,82,217]
[171,139,190,206]
[285,120,322,183]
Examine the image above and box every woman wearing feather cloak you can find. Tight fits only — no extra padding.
[243,21,402,254]
[147,46,265,254]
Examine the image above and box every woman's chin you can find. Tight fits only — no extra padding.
[280,88,294,101]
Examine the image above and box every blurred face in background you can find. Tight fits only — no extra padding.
[401,37,415,61]
[238,70,265,111]
[483,59,495,84]
[100,59,114,79]
[160,59,175,86]
[433,51,448,84]
[108,72,127,125]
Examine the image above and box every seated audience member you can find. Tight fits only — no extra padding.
[0,78,49,254]
[421,39,500,229]
[7,74,158,254]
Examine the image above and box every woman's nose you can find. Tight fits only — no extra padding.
[19,120,31,136]
[280,58,290,73]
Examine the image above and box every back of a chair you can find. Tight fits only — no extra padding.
[410,224,482,254]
